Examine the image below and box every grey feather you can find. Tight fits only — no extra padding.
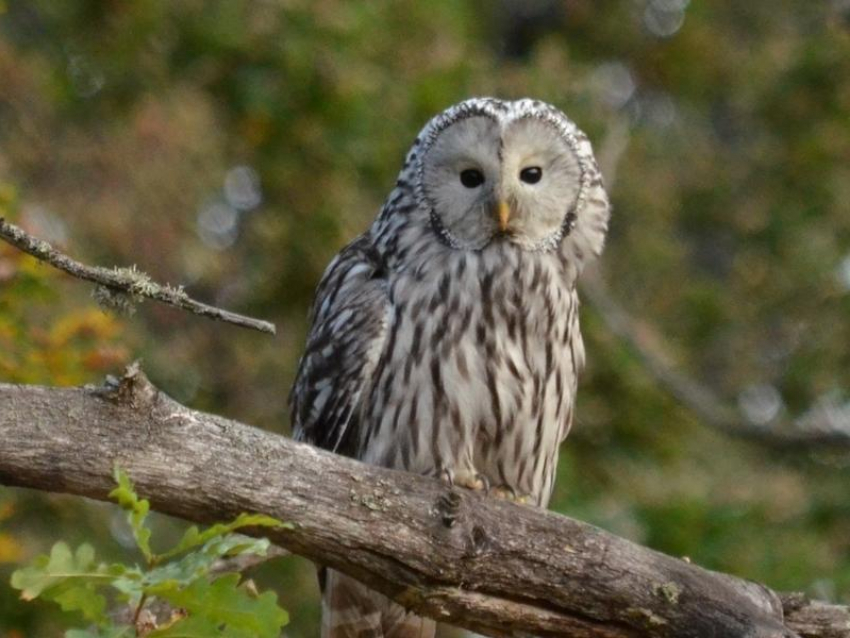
[290,235,389,457]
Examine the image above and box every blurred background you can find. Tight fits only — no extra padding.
[1,1,850,635]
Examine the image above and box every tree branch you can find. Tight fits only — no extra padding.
[1,365,846,637]
[592,118,850,452]
[581,267,850,450]
[0,217,276,335]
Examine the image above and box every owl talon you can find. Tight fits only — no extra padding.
[440,470,489,491]
[491,485,517,500]
[491,485,531,504]
[438,468,455,487]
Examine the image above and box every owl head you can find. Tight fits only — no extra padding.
[407,97,609,265]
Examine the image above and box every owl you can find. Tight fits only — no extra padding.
[290,97,610,638]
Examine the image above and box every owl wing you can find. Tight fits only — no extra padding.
[289,234,389,458]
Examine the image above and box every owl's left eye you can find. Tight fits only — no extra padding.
[520,166,543,184]
[460,169,485,188]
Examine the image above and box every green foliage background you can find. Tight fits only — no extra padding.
[1,1,849,635]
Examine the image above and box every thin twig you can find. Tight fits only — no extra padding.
[132,592,149,635]
[0,217,276,335]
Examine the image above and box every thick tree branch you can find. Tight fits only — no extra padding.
[1,367,847,637]
[0,217,276,335]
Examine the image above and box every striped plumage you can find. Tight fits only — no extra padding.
[290,97,610,637]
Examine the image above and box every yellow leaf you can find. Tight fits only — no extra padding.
[0,499,15,521]
[49,308,122,346]
[0,533,24,563]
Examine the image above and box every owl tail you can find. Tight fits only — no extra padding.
[321,569,436,638]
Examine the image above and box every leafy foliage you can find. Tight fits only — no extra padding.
[11,542,113,623]
[10,468,288,637]
[147,574,287,638]
[0,182,129,385]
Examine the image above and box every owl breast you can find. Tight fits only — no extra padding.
[359,239,582,507]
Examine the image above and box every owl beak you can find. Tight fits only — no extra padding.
[495,200,511,232]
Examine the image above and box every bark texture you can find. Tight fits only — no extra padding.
[0,366,847,637]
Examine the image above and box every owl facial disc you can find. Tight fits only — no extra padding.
[415,98,593,252]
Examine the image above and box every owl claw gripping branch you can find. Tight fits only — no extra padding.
[439,467,490,492]
[290,97,610,638]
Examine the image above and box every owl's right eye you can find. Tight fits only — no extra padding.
[459,169,485,188]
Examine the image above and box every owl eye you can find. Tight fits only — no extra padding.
[520,166,542,184]
[460,169,485,188]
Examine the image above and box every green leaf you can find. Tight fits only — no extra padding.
[66,626,132,638]
[11,466,290,635]
[160,513,289,561]
[144,534,272,590]
[147,615,243,638]
[10,542,112,623]
[109,564,145,602]
[52,584,107,623]
[149,574,288,638]
[108,466,153,562]
[12,542,97,599]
